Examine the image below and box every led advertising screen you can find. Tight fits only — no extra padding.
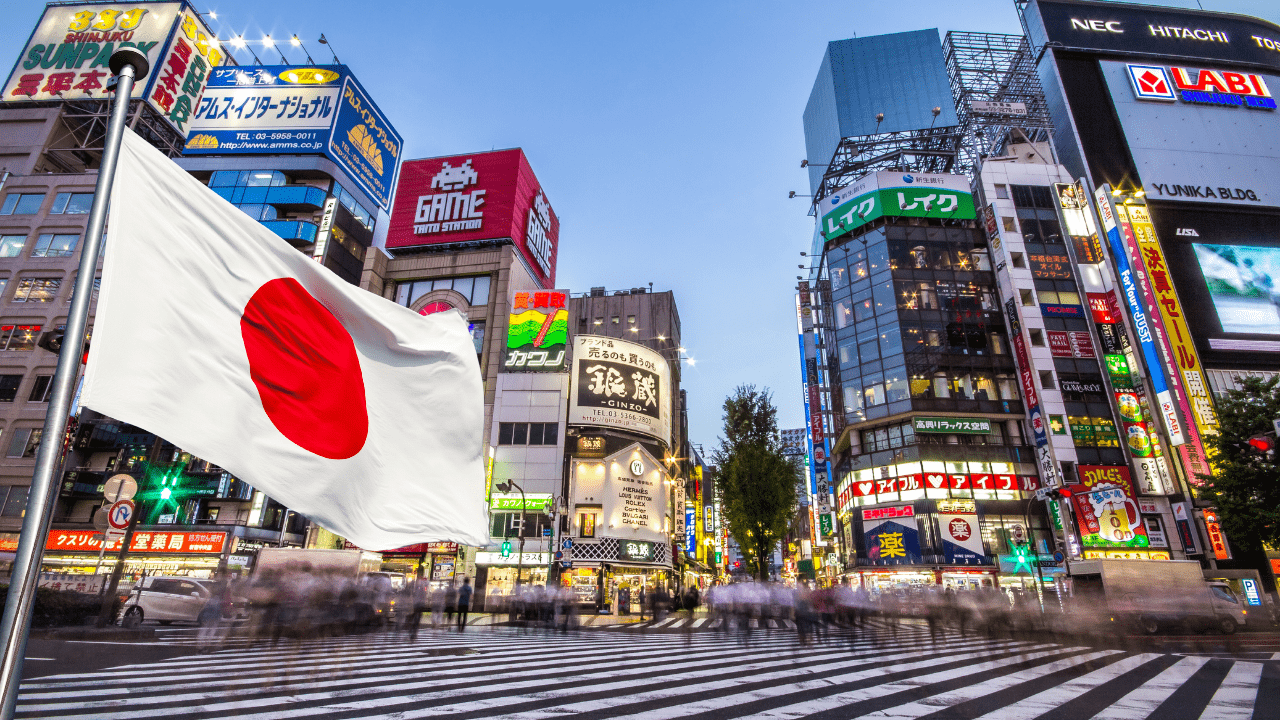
[184,65,402,211]
[1194,243,1280,335]
[386,149,559,288]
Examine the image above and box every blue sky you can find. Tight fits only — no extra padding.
[5,0,1278,450]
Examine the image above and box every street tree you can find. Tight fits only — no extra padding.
[1199,375,1280,590]
[713,385,799,581]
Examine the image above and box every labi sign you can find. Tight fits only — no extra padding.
[818,171,976,243]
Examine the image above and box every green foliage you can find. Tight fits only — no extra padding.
[712,385,799,581]
[0,585,120,628]
[1199,375,1280,557]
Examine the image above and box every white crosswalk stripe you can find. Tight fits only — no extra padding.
[16,625,1269,719]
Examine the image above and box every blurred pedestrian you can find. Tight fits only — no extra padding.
[456,578,473,631]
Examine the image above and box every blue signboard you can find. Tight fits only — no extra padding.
[685,505,696,558]
[1101,209,1170,397]
[864,515,922,565]
[184,65,401,210]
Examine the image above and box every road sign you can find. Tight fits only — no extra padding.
[103,474,138,502]
[542,528,552,537]
[1010,523,1027,544]
[92,506,109,533]
[1053,551,1065,563]
[561,538,573,550]
[559,561,572,569]
[107,499,135,530]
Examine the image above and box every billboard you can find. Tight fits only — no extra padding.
[386,149,559,288]
[503,288,568,372]
[1195,244,1280,334]
[568,335,672,445]
[1100,60,1280,209]
[862,505,921,565]
[1069,466,1151,549]
[3,2,225,138]
[184,65,402,211]
[818,171,976,243]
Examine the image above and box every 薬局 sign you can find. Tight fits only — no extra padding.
[912,417,991,434]
[503,288,568,372]
[386,149,559,287]
[45,530,226,553]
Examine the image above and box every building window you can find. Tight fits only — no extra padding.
[593,317,603,326]
[50,193,94,215]
[490,512,552,539]
[578,511,598,538]
[394,275,492,307]
[1039,370,1055,388]
[0,375,20,402]
[1002,217,1017,232]
[31,234,79,258]
[611,316,619,325]
[28,375,52,402]
[1029,329,1045,347]
[0,194,44,215]
[469,321,485,354]
[1019,288,1035,306]
[497,422,560,446]
[0,486,28,517]
[0,236,26,257]
[5,428,41,459]
[1011,252,1026,269]
[12,278,61,303]
[0,324,41,351]
[995,184,1009,199]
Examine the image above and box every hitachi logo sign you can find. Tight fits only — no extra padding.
[1071,18,1123,33]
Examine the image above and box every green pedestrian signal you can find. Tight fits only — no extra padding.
[500,540,512,558]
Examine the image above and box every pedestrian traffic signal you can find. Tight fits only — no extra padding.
[500,540,512,558]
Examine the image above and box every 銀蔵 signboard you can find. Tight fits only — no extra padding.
[568,336,671,444]
[575,435,606,458]
[618,540,655,562]
[386,149,559,287]
[503,288,568,372]
[4,2,226,139]
[913,417,991,434]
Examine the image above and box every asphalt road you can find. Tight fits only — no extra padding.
[13,620,1280,719]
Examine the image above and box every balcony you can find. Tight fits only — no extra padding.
[211,185,327,212]
[260,220,318,243]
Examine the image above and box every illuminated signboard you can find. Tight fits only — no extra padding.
[568,336,672,444]
[618,540,655,562]
[386,149,559,287]
[818,171,976,242]
[1069,466,1151,548]
[1241,578,1262,606]
[45,530,226,553]
[489,493,552,512]
[3,2,226,139]
[1203,508,1231,560]
[503,288,568,372]
[912,417,991,434]
[575,435,606,459]
[1126,63,1275,110]
[861,505,914,522]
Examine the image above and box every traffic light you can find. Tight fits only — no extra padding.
[1035,486,1072,501]
[1246,434,1275,458]
[500,540,512,558]
[1009,543,1035,574]
[37,330,90,364]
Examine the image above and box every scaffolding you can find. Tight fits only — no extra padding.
[942,30,1055,173]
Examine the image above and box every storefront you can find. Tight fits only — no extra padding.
[559,562,671,614]
[474,551,550,608]
[42,529,229,582]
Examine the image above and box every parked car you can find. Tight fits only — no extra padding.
[119,576,242,626]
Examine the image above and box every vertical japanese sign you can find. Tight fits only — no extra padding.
[3,2,182,103]
[1202,508,1231,560]
[145,7,222,138]
[568,335,672,444]
[328,74,402,210]
[1126,204,1216,481]
[1006,297,1060,487]
[503,288,568,372]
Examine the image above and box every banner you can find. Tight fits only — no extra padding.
[938,509,986,564]
[569,335,672,444]
[818,171,976,242]
[503,288,568,372]
[862,506,921,565]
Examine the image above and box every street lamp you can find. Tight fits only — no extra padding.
[495,480,526,589]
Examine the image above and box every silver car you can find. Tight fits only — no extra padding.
[119,576,228,626]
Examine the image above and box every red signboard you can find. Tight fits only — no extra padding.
[1203,509,1230,560]
[862,505,914,521]
[386,149,559,287]
[846,474,1038,497]
[1088,293,1116,323]
[1011,333,1040,409]
[46,530,227,554]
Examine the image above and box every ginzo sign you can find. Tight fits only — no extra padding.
[387,148,559,287]
[569,335,672,444]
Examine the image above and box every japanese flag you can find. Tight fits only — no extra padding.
[80,129,489,549]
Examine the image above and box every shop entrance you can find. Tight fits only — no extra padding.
[481,566,547,607]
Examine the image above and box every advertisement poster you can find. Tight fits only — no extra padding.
[937,505,986,564]
[1070,466,1150,548]
[568,335,672,444]
[328,75,402,211]
[503,288,568,372]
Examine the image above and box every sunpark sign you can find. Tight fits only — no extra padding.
[818,171,976,243]
[1126,63,1275,110]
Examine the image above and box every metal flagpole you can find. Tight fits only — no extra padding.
[0,47,149,720]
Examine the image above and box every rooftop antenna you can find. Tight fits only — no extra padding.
[317,34,341,64]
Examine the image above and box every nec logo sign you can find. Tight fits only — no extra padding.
[1071,18,1123,33]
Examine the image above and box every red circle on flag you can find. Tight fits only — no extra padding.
[240,278,368,459]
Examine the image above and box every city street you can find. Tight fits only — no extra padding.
[14,621,1279,719]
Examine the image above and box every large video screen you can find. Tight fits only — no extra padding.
[1194,244,1280,335]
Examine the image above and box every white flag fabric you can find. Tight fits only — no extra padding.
[80,129,489,549]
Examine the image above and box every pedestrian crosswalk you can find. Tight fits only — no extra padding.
[17,624,1276,719]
